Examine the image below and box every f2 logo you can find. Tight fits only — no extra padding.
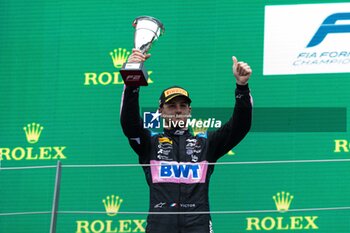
[307,12,350,47]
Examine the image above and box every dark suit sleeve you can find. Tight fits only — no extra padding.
[120,85,151,160]
[207,84,252,162]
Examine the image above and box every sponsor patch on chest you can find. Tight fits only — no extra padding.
[150,160,208,184]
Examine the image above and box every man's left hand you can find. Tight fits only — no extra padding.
[232,56,252,85]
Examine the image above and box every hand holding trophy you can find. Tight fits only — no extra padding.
[120,16,165,86]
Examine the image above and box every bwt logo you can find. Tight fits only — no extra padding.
[143,111,161,129]
[160,163,200,179]
[307,12,350,47]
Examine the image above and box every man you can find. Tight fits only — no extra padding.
[120,49,252,233]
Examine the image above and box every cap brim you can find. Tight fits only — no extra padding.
[165,94,191,104]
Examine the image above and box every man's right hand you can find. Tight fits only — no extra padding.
[127,48,151,63]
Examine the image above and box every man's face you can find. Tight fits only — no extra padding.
[159,96,191,129]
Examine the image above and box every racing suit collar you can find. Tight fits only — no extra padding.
[164,128,190,136]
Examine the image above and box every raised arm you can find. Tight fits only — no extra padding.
[120,49,152,159]
[207,56,253,161]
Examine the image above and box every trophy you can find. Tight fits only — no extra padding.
[120,16,165,86]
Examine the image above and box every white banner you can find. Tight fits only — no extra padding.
[264,3,350,75]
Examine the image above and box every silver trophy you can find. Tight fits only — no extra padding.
[120,16,165,86]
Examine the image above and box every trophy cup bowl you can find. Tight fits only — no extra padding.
[120,16,165,86]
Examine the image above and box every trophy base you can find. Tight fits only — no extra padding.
[120,62,149,86]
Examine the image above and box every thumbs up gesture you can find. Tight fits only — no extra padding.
[232,56,252,86]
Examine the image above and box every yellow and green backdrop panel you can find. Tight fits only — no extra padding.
[1,0,350,232]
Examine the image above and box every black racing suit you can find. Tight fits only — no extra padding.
[120,84,252,233]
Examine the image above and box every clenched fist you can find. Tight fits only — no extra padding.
[127,48,151,63]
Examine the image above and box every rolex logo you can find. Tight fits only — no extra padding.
[84,47,154,86]
[0,123,67,161]
[246,191,319,231]
[110,48,130,68]
[103,195,123,216]
[23,123,44,144]
[273,191,294,212]
[76,195,146,232]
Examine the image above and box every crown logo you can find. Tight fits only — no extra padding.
[23,123,44,144]
[273,191,294,212]
[110,48,130,68]
[191,119,209,136]
[102,195,123,216]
